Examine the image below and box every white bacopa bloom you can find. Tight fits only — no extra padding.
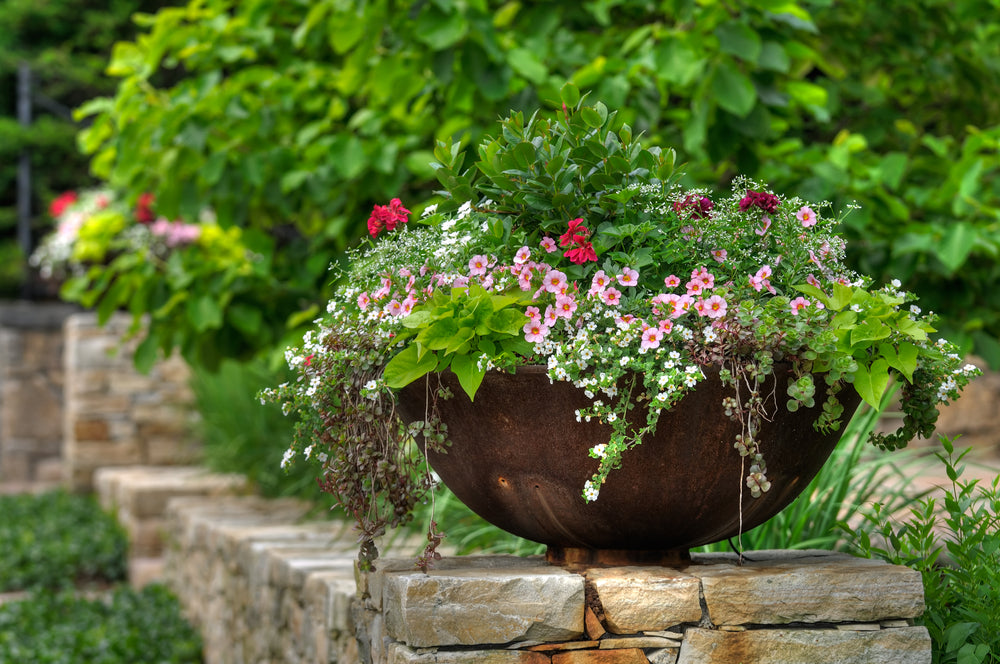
[281,448,296,469]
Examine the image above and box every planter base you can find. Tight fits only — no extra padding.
[546,546,691,567]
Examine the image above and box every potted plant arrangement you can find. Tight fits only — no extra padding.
[264,87,979,569]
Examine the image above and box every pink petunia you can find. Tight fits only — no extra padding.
[796,206,817,228]
[704,294,728,319]
[789,296,810,315]
[602,287,622,306]
[468,255,489,276]
[640,326,664,351]
[617,267,639,287]
[523,321,550,344]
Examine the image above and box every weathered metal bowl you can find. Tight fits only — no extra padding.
[397,365,858,558]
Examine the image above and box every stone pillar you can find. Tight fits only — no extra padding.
[63,312,199,490]
[0,302,79,483]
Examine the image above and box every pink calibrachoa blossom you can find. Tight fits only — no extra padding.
[357,292,371,311]
[589,270,611,296]
[518,267,534,291]
[711,249,727,264]
[372,278,392,300]
[693,299,708,316]
[640,326,664,351]
[525,306,541,322]
[522,320,550,343]
[617,267,639,287]
[755,216,772,236]
[661,293,693,319]
[806,274,822,289]
[749,266,776,295]
[386,299,404,316]
[401,295,418,316]
[796,206,817,228]
[555,294,578,319]
[602,287,622,306]
[540,237,557,253]
[664,274,681,288]
[704,294,728,319]
[468,255,489,276]
[658,318,674,333]
[808,250,823,269]
[541,270,568,294]
[543,306,560,326]
[690,266,715,289]
[514,246,531,265]
[685,280,704,296]
[789,296,811,315]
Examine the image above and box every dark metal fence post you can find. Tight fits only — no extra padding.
[17,62,33,298]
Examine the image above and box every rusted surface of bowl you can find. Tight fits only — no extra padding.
[397,365,859,553]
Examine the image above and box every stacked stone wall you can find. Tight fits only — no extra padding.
[0,302,79,482]
[63,312,199,489]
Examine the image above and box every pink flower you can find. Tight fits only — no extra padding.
[589,270,611,297]
[796,206,817,228]
[755,216,772,236]
[541,270,568,294]
[685,280,703,296]
[518,267,534,291]
[514,246,531,265]
[523,321,550,343]
[663,274,681,288]
[693,299,708,316]
[554,294,578,319]
[704,294,728,319]
[468,255,489,276]
[602,287,622,306]
[386,299,403,316]
[658,319,674,333]
[711,249,727,264]
[662,293,693,319]
[525,306,541,322]
[789,296,810,315]
[808,250,823,269]
[617,267,639,287]
[540,237,557,253]
[806,274,822,289]
[691,266,715,289]
[543,306,560,326]
[357,292,371,310]
[640,326,664,351]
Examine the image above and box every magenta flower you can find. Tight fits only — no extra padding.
[739,191,780,214]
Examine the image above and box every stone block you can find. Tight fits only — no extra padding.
[73,419,111,442]
[587,567,702,633]
[551,649,650,664]
[383,563,585,647]
[386,643,550,664]
[676,626,931,664]
[693,551,925,625]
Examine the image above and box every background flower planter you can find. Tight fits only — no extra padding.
[398,365,860,561]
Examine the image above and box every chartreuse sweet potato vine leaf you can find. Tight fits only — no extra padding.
[382,284,533,400]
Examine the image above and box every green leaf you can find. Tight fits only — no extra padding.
[415,7,468,49]
[134,332,160,375]
[417,317,460,350]
[711,59,756,117]
[402,310,434,329]
[486,307,526,335]
[850,320,891,347]
[382,344,440,389]
[187,295,223,332]
[935,222,977,274]
[449,353,487,401]
[853,358,890,410]
[445,327,476,353]
[507,47,547,84]
[714,22,762,64]
[560,82,581,108]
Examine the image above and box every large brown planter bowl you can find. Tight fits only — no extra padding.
[397,365,859,558]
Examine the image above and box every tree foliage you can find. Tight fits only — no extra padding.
[75,0,1000,366]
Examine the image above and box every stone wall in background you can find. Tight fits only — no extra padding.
[0,302,80,483]
[63,312,199,490]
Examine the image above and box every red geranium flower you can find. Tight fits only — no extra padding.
[49,191,78,218]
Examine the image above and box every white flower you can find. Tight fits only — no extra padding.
[583,481,600,502]
[891,278,902,288]
[591,444,607,458]
[281,448,296,469]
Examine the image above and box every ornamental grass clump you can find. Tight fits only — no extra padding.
[264,87,979,566]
